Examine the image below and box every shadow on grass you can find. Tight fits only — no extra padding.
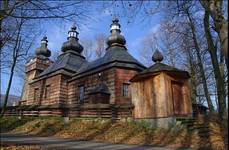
[35,120,65,136]
[0,116,37,133]
[85,120,112,140]
[1,116,227,150]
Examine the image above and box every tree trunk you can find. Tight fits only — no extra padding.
[0,58,16,117]
[186,46,197,104]
[186,10,215,112]
[0,10,2,109]
[0,19,21,117]
[200,0,228,69]
[189,61,198,104]
[219,22,228,69]
[203,11,226,118]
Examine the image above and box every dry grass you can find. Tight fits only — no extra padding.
[1,116,227,150]
[12,117,64,136]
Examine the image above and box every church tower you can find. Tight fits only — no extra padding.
[20,36,52,105]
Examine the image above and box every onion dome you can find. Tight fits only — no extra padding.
[106,17,126,48]
[61,24,83,53]
[152,49,163,63]
[35,36,51,58]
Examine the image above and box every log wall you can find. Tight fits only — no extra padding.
[67,68,116,105]
[115,68,137,104]
[67,67,138,105]
[2,104,133,119]
[21,58,52,105]
[26,74,71,106]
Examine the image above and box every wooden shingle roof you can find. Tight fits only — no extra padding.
[38,51,87,77]
[130,63,190,81]
[73,46,146,77]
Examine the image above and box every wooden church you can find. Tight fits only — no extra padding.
[19,17,193,127]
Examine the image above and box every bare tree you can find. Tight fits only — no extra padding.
[164,0,228,116]
[0,1,90,50]
[95,33,106,59]
[0,0,92,117]
[1,18,35,117]
[160,21,185,67]
[0,0,91,66]
[138,32,156,66]
[0,1,89,21]
[200,0,228,67]
[141,1,216,112]
[81,39,94,61]
[184,5,214,112]
[203,10,227,118]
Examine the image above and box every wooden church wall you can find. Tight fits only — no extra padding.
[171,81,184,114]
[58,75,70,105]
[164,73,175,117]
[40,74,62,105]
[131,77,154,118]
[131,72,192,119]
[115,68,138,104]
[131,73,171,118]
[21,70,38,105]
[27,74,69,106]
[67,68,116,105]
[22,59,52,105]
[67,67,138,105]
[165,73,192,116]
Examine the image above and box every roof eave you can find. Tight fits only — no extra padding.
[29,68,74,84]
[130,70,190,82]
[68,61,145,82]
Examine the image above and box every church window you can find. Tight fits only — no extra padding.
[79,85,85,103]
[44,85,51,100]
[122,83,129,97]
[34,88,39,102]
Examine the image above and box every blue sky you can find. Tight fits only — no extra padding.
[1,2,162,96]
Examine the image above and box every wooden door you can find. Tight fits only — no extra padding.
[172,81,183,115]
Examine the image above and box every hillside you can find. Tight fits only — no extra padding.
[0,116,227,150]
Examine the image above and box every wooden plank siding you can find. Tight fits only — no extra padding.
[21,58,52,105]
[26,74,71,106]
[67,67,138,105]
[114,68,138,104]
[131,72,192,119]
[67,68,116,105]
